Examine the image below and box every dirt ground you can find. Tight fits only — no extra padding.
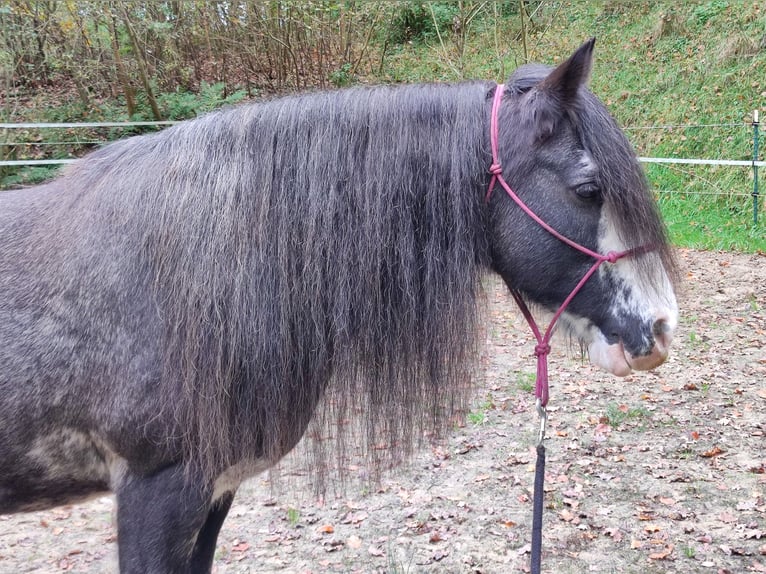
[1,249,764,574]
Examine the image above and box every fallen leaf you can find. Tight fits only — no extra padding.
[343,511,368,524]
[456,442,478,455]
[368,545,384,557]
[500,520,517,528]
[594,423,611,436]
[319,524,335,534]
[347,535,362,549]
[605,527,623,542]
[559,509,575,522]
[232,542,250,552]
[702,445,725,458]
[649,544,674,560]
[719,511,737,524]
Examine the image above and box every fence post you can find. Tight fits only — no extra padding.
[754,109,760,225]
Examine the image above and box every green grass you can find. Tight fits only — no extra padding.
[658,192,766,252]
[514,371,535,394]
[467,411,486,425]
[604,402,651,428]
[467,395,495,425]
[378,1,766,254]
[286,507,300,527]
[0,165,62,188]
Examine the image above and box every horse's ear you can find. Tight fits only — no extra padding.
[538,38,595,105]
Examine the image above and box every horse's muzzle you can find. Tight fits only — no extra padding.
[589,314,675,376]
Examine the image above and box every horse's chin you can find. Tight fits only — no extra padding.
[588,339,633,376]
[587,337,670,377]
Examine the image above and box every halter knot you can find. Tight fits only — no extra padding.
[604,251,620,264]
[534,343,551,357]
[489,162,503,176]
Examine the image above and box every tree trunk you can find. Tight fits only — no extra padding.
[119,3,162,120]
[107,9,136,117]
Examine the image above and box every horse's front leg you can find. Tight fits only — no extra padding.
[115,463,232,574]
[190,490,236,572]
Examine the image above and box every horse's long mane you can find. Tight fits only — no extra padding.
[62,82,494,481]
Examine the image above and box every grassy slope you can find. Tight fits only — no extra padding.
[3,2,764,251]
[377,1,766,253]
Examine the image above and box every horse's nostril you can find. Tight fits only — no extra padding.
[652,319,669,337]
[652,317,674,351]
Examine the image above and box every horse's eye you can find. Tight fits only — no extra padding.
[575,183,600,201]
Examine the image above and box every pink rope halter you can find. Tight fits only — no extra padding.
[487,84,641,407]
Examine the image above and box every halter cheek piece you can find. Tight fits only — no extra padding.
[486,83,650,408]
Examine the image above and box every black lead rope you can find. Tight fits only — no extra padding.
[530,402,548,574]
[531,443,546,573]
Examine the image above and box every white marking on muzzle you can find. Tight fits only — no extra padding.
[557,209,678,376]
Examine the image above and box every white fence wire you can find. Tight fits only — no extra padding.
[2,121,763,169]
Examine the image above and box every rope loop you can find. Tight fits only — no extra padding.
[489,162,503,176]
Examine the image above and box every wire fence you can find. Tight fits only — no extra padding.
[1,117,763,221]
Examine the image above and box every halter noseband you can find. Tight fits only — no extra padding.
[487,83,642,408]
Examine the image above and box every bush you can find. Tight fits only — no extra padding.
[329,63,355,88]
[155,82,248,121]
[384,1,459,45]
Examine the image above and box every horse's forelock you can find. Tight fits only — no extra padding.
[574,93,678,282]
[507,63,552,95]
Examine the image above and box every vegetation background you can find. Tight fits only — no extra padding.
[1,0,764,251]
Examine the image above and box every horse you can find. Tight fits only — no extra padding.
[0,39,677,572]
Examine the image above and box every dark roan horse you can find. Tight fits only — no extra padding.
[0,40,678,572]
